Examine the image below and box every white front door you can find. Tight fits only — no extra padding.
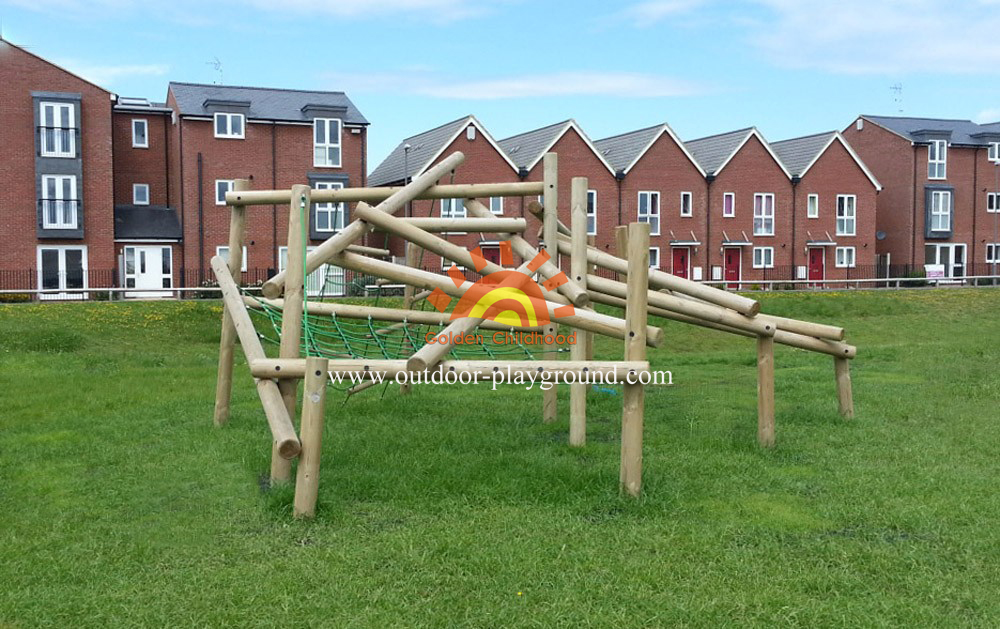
[925,243,966,279]
[37,246,87,300]
[124,246,173,298]
[279,246,346,297]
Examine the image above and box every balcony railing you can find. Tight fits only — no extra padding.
[37,126,79,158]
[37,198,80,229]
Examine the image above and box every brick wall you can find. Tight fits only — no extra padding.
[112,111,171,206]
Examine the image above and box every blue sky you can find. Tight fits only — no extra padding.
[3,0,1000,168]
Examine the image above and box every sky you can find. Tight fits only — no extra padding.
[3,0,1000,170]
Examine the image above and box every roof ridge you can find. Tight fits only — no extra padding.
[594,123,666,144]
[685,126,754,143]
[168,81,347,96]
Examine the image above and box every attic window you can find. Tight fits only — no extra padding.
[466,126,476,141]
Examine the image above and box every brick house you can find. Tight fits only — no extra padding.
[368,115,520,270]
[842,115,1000,279]
[685,128,793,286]
[772,131,882,284]
[594,124,708,277]
[164,82,369,295]
[0,38,115,298]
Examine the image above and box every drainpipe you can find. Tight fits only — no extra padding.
[705,174,714,272]
[197,152,204,285]
[790,175,800,275]
[972,146,978,273]
[163,115,170,207]
[178,117,186,284]
[616,169,624,226]
[911,145,918,267]
[272,123,278,271]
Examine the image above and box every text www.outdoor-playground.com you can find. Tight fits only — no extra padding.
[328,367,673,391]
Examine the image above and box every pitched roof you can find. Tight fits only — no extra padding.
[368,115,516,186]
[498,119,615,174]
[114,206,182,240]
[771,131,837,177]
[860,115,1000,145]
[1,38,112,95]
[684,128,754,175]
[594,123,706,176]
[167,82,368,124]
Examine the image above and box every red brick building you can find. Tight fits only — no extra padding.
[772,131,882,284]
[0,38,115,298]
[842,115,1000,279]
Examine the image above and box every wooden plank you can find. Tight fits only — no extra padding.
[294,356,329,518]
[621,222,649,497]
[214,178,249,426]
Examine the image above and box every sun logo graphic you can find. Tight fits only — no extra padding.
[426,241,575,327]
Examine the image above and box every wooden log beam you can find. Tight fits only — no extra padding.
[293,355,328,518]
[542,153,559,425]
[757,335,776,448]
[621,222,649,497]
[344,244,391,257]
[407,317,483,372]
[569,177,589,447]
[835,357,855,419]
[227,180,545,207]
[214,178,250,426]
[378,217,527,233]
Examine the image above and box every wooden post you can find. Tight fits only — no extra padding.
[542,153,559,424]
[294,355,329,518]
[586,235,596,363]
[214,178,250,426]
[614,226,629,283]
[834,357,854,419]
[273,184,310,483]
[569,177,589,446]
[621,222,649,497]
[400,242,422,395]
[757,335,776,447]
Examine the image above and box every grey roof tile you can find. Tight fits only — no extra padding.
[368,116,471,186]
[114,206,182,240]
[593,124,665,173]
[497,120,572,170]
[771,131,836,177]
[167,81,368,124]
[863,115,1000,145]
[684,128,754,175]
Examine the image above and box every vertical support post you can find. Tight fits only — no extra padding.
[614,226,629,281]
[757,335,776,447]
[400,242,421,395]
[214,178,250,426]
[569,177,589,446]
[273,184,311,483]
[834,357,854,419]
[542,153,559,424]
[586,235,596,363]
[294,355,329,518]
[621,222,649,497]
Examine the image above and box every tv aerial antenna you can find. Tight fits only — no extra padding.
[206,57,224,85]
[890,83,903,114]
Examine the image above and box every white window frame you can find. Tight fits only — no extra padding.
[987,192,1000,213]
[752,246,774,269]
[836,194,856,236]
[807,193,819,219]
[313,118,342,168]
[587,189,597,236]
[835,246,856,268]
[37,245,88,299]
[989,142,1000,163]
[214,112,245,139]
[216,245,248,272]
[314,181,346,233]
[930,190,952,232]
[986,243,1000,263]
[637,191,660,236]
[680,191,693,217]
[40,174,77,229]
[648,247,660,268]
[441,198,466,234]
[722,192,735,218]
[928,139,947,179]
[215,179,235,206]
[39,101,76,158]
[131,118,148,148]
[753,193,775,236]
[489,197,504,215]
[133,183,150,206]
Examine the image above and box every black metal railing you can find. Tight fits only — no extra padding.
[37,198,81,227]
[36,126,79,157]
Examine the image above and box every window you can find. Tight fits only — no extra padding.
[752,246,774,269]
[216,245,248,272]
[587,189,597,235]
[37,246,87,299]
[986,244,1000,263]
[925,243,966,278]
[39,101,76,157]
[836,195,856,236]
[988,192,1000,213]
[214,113,244,139]
[441,198,466,219]
[928,139,947,179]
[989,142,1000,163]
[215,179,235,206]
[648,247,660,268]
[753,193,775,236]
[489,197,503,215]
[723,192,735,218]
[313,118,342,167]
[835,246,856,268]
[679,191,693,217]
[314,181,345,232]
[637,191,660,235]
[807,194,819,219]
[40,174,77,229]
[930,190,951,232]
[132,119,148,148]
[133,183,150,206]
[279,245,346,297]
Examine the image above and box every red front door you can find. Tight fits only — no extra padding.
[672,247,689,279]
[724,247,741,289]
[808,248,825,285]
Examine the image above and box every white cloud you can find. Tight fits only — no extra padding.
[974,108,1000,124]
[56,60,169,87]
[325,70,707,100]
[620,0,706,25]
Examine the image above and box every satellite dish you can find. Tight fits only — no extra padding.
[876,231,887,241]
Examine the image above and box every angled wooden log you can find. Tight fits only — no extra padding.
[214,178,250,426]
[407,317,483,372]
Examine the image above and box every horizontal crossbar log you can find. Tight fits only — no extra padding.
[227,181,546,206]
[344,244,391,257]
[249,359,652,383]
[376,217,527,233]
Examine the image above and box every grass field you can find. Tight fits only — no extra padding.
[1,288,999,627]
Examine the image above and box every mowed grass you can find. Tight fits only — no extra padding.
[1,289,999,627]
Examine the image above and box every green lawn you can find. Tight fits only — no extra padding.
[1,289,999,627]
